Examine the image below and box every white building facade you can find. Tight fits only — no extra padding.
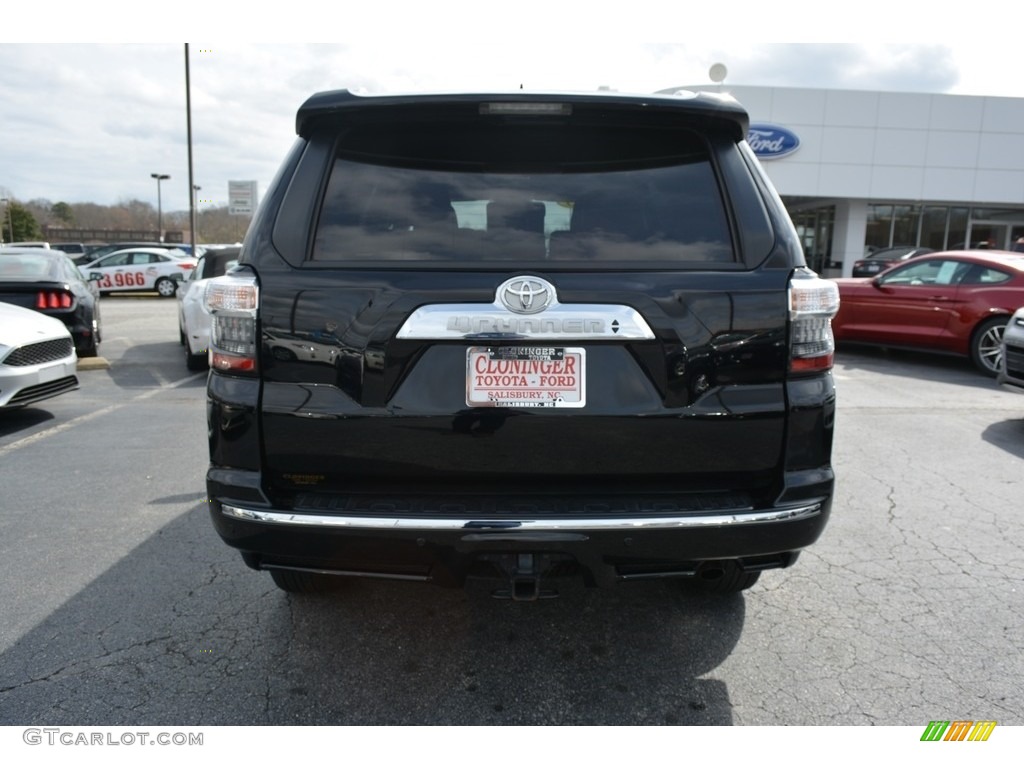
[668,85,1024,276]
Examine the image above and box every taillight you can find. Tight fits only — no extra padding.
[205,274,259,374]
[35,290,74,310]
[789,268,840,374]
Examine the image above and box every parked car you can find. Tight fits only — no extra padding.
[0,302,79,410]
[832,250,1024,376]
[851,246,934,277]
[79,247,195,297]
[0,247,102,356]
[50,243,91,265]
[997,307,1024,389]
[82,242,175,262]
[202,89,840,598]
[178,246,240,370]
[7,241,50,249]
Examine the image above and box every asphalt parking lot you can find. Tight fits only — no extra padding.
[0,297,1021,726]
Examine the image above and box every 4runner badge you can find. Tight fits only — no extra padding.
[498,276,554,314]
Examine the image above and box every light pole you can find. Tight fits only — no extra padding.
[151,173,170,242]
[192,185,201,244]
[185,44,197,258]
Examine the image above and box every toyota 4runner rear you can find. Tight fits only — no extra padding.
[203,89,839,599]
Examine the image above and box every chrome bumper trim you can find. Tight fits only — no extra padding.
[395,301,656,340]
[220,501,823,531]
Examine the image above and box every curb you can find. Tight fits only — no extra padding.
[77,357,111,371]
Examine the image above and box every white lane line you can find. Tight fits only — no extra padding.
[0,372,205,459]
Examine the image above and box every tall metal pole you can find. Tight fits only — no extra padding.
[185,43,197,255]
[193,185,201,242]
[151,173,170,241]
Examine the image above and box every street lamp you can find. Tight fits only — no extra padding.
[151,173,170,242]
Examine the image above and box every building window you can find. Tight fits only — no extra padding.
[892,205,918,246]
[948,207,969,249]
[866,205,893,251]
[920,206,948,250]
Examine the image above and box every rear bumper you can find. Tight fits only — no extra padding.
[220,501,823,530]
[206,485,832,587]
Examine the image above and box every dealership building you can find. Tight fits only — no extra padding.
[663,84,1024,276]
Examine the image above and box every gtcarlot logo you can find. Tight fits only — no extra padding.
[23,729,203,746]
[920,721,997,742]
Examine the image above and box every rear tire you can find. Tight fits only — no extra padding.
[269,569,341,593]
[78,339,99,358]
[970,317,1007,377]
[78,317,100,358]
[185,342,207,371]
[77,311,100,360]
[155,277,177,298]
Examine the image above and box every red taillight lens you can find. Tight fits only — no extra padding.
[210,352,256,372]
[36,291,73,310]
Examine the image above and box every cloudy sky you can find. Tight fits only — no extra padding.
[2,4,1019,214]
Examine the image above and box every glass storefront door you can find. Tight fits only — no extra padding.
[966,221,1010,250]
[790,207,834,274]
[1011,225,1024,251]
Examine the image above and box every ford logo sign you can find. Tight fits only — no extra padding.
[747,124,800,159]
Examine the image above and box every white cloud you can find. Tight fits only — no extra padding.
[0,38,1019,212]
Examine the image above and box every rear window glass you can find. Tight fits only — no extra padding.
[312,125,734,264]
[0,256,55,280]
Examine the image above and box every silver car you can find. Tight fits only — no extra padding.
[0,302,79,410]
[177,247,240,370]
[997,307,1024,389]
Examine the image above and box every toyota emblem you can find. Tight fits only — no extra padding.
[497,276,555,314]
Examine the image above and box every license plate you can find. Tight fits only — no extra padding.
[466,347,586,408]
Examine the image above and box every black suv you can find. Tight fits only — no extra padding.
[204,90,839,599]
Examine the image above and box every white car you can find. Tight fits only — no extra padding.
[178,247,240,370]
[80,247,196,298]
[0,302,79,410]
[997,307,1024,390]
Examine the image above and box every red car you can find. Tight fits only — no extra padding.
[832,250,1024,376]
[851,245,934,277]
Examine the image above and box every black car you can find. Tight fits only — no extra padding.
[203,90,840,599]
[50,243,91,265]
[0,248,102,356]
[852,246,934,277]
